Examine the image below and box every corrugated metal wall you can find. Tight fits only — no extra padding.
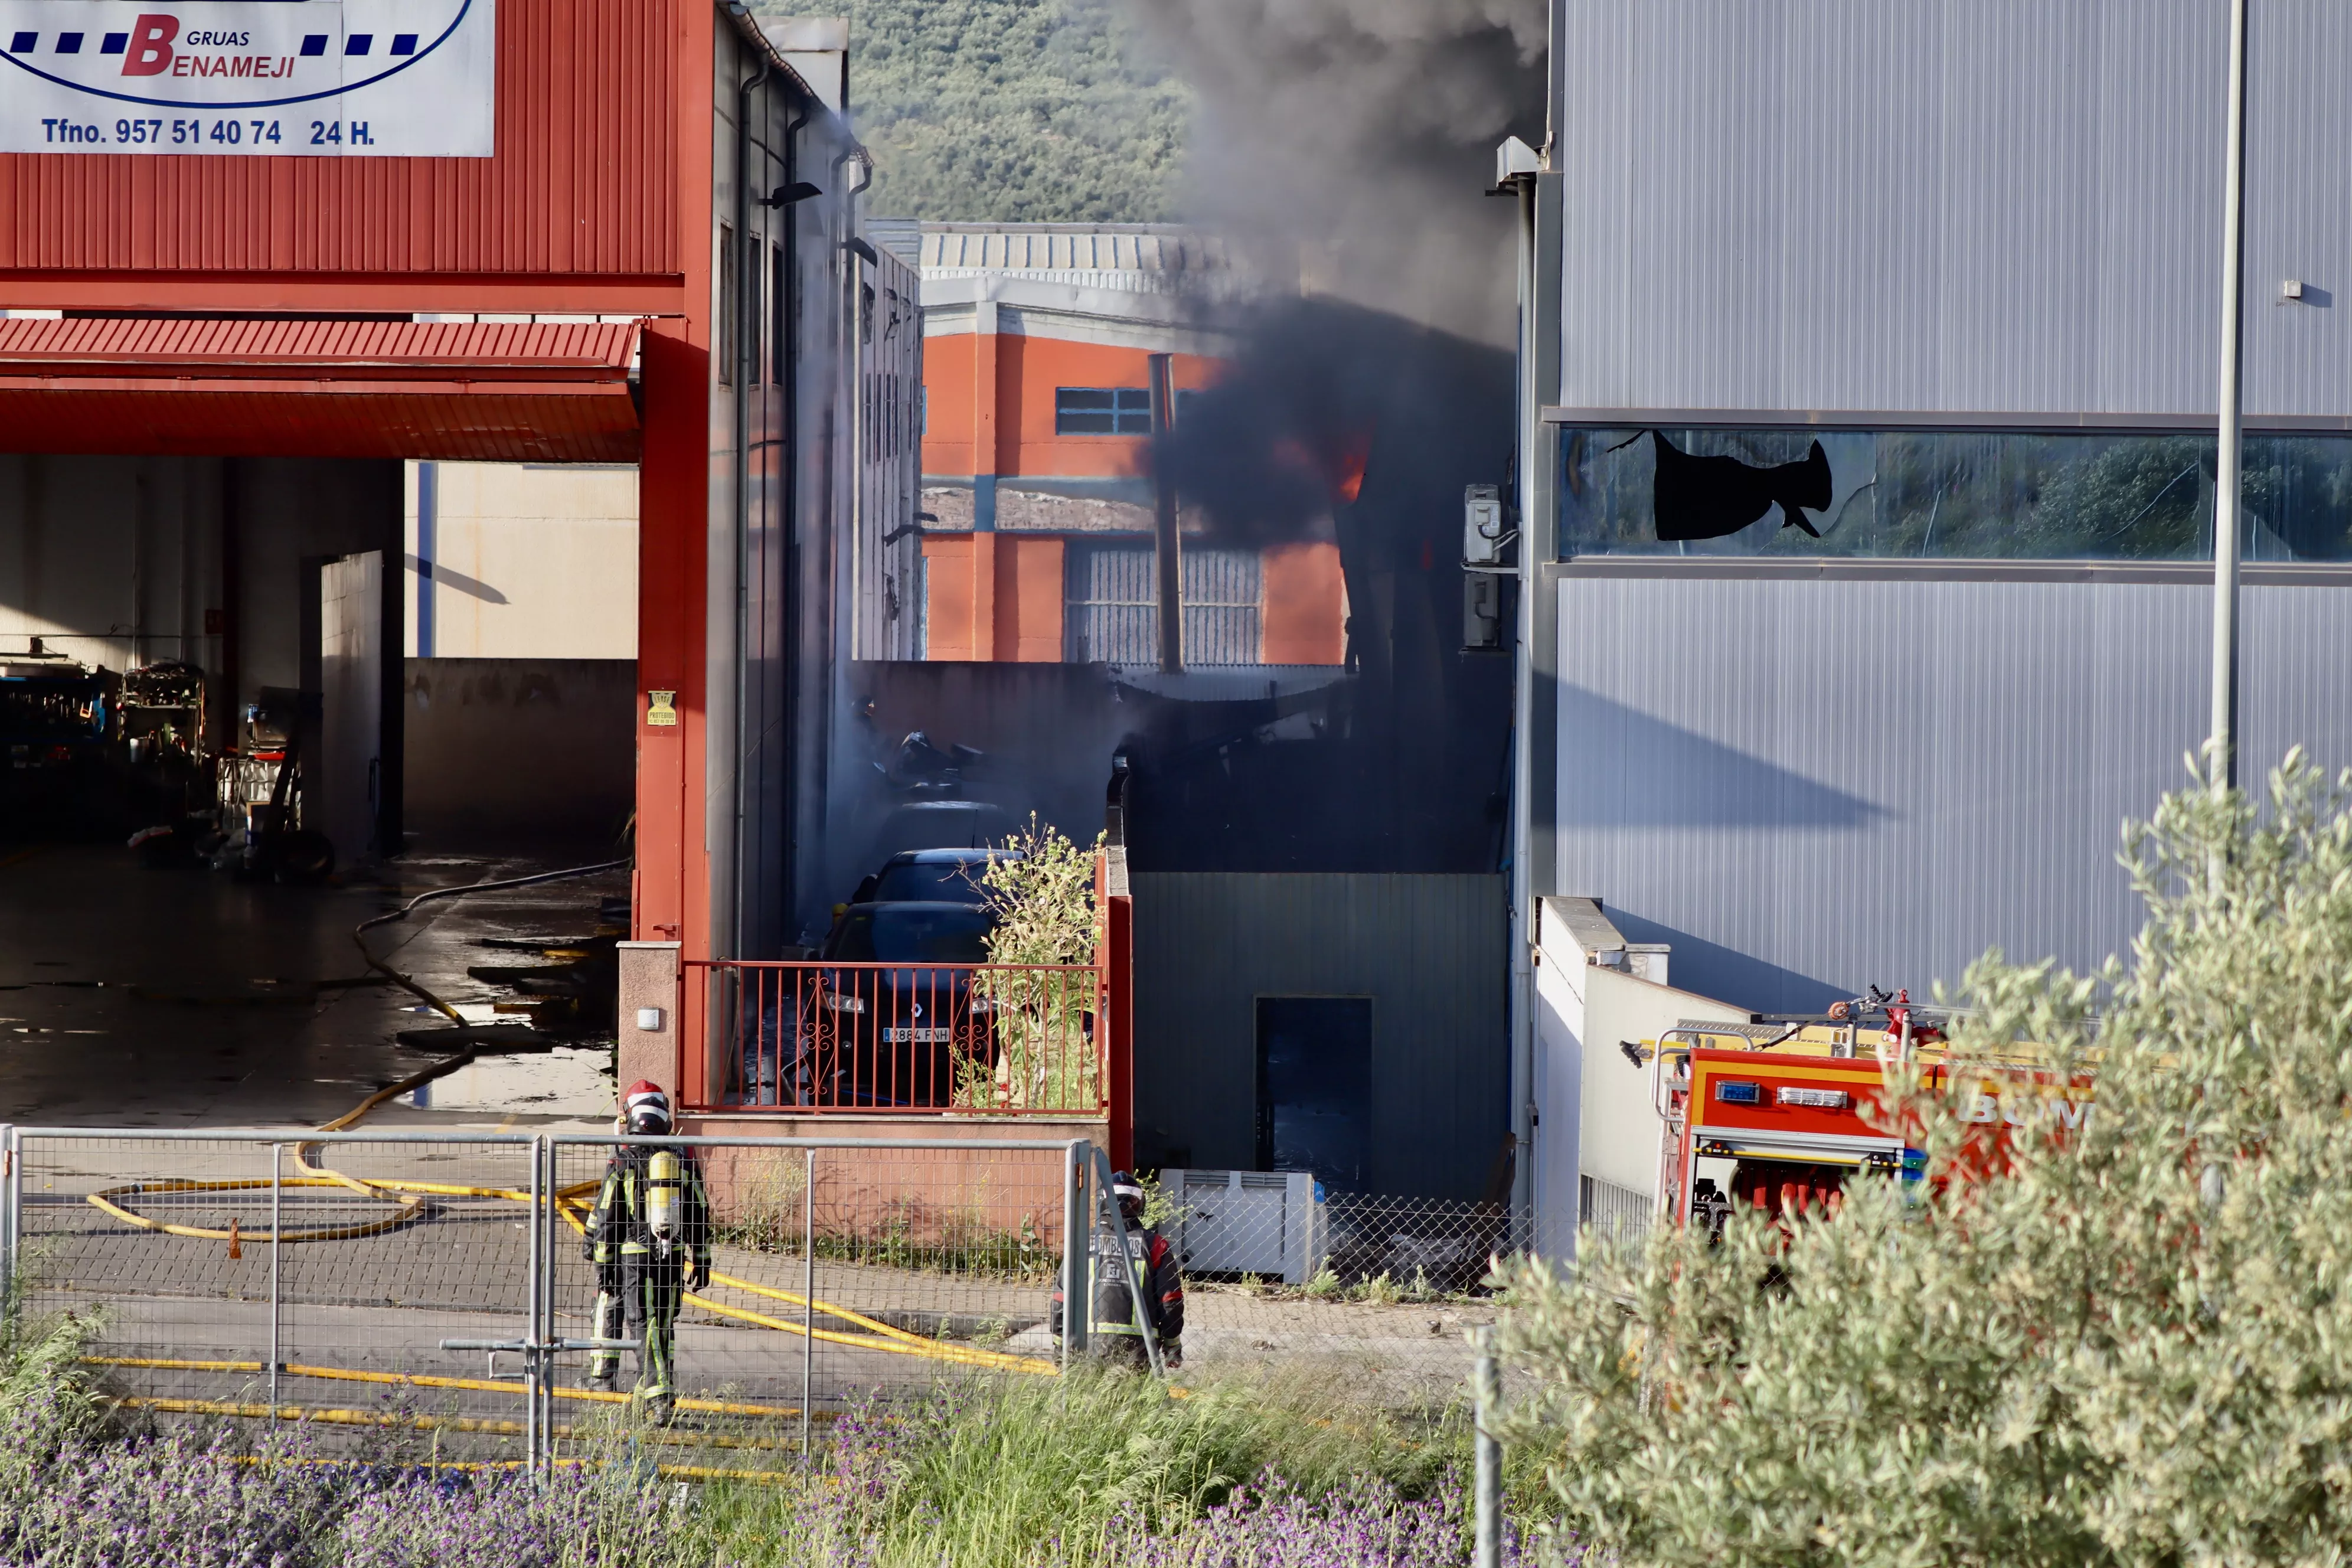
[1131,872,1509,1201]
[1554,569,2352,1012]
[1063,541,1262,664]
[724,27,860,956]
[2241,579,2352,791]
[920,225,1233,283]
[1552,0,2352,419]
[1065,541,1154,662]
[851,237,923,660]
[0,0,678,279]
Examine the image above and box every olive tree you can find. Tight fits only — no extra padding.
[1496,752,2352,1568]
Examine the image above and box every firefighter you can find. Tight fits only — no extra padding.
[1050,1170,1184,1370]
[583,1081,711,1420]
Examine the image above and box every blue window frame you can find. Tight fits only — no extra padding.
[1055,387,1151,436]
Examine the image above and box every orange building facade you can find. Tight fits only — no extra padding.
[889,224,1345,668]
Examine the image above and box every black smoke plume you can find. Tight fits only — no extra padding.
[1155,297,1511,557]
[1136,0,1546,341]
[1121,298,1514,875]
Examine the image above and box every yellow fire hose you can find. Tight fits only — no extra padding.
[82,1357,816,1420]
[79,1061,1063,1398]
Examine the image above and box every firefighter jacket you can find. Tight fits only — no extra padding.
[584,1145,713,1272]
[1051,1224,1184,1351]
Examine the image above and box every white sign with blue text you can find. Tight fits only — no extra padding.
[0,0,494,155]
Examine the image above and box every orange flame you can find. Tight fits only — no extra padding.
[1331,432,1370,505]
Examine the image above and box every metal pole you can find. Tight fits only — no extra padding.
[525,1134,543,1472]
[2212,0,2249,800]
[540,1135,556,1470]
[1148,351,1183,674]
[1,1125,16,1324]
[268,1142,283,1409]
[801,1148,815,1459]
[1061,1141,1088,1366]
[1473,1334,1503,1568]
[1090,1146,1164,1377]
[1507,161,1540,1228]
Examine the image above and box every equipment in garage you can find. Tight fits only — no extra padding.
[211,686,333,883]
[122,661,209,824]
[1,645,120,834]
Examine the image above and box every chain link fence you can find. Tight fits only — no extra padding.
[1155,1169,1556,1402]
[4,1129,1092,1473]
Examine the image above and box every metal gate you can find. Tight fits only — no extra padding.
[2,1129,543,1464]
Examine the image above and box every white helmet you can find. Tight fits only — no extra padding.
[1111,1170,1145,1220]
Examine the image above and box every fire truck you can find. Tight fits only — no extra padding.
[1634,989,2090,1231]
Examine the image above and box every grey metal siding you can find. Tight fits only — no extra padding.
[1553,0,2352,420]
[2241,580,2352,790]
[1182,548,1263,666]
[1555,572,2352,1012]
[851,236,924,661]
[1131,873,1509,1202]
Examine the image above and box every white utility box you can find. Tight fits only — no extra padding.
[1159,1169,1325,1283]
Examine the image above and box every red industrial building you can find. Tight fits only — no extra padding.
[884,222,1346,668]
[0,0,1072,1135]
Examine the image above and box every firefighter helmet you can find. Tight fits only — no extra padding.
[1110,1170,1146,1222]
[622,1080,672,1135]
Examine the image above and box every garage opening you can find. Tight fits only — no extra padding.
[0,318,642,1128]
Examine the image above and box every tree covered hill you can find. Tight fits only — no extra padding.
[756,0,1190,224]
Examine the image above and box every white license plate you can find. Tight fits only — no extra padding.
[883,1027,954,1044]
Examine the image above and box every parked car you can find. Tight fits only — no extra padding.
[809,901,1000,1108]
[845,845,1012,909]
[744,852,1015,1109]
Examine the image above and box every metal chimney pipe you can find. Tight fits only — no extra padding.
[1148,351,1182,674]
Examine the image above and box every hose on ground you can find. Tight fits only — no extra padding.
[351,857,631,1030]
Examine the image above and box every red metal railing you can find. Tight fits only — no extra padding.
[680,959,1108,1116]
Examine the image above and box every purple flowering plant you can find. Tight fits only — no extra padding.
[1,1304,1553,1568]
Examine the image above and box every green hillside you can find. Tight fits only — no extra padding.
[757,0,1190,224]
